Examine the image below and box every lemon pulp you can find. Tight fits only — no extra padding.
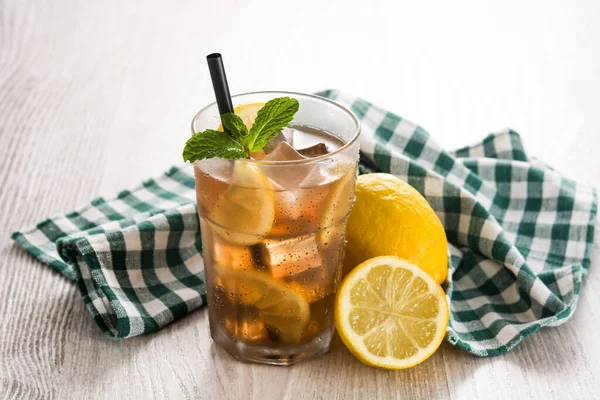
[335,256,449,369]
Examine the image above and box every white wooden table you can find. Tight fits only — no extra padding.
[1,1,599,398]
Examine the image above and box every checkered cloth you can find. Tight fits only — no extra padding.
[12,90,597,356]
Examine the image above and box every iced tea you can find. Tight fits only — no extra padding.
[192,92,360,365]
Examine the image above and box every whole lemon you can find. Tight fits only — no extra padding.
[344,173,448,285]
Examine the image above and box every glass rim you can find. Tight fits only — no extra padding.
[190,90,360,166]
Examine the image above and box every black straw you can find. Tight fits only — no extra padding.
[207,53,234,119]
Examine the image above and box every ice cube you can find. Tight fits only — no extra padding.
[250,130,290,160]
[263,130,288,154]
[212,234,258,271]
[256,234,324,279]
[265,141,306,162]
[299,163,334,189]
[299,158,354,188]
[270,187,325,237]
[282,127,295,145]
[194,158,233,184]
[297,143,328,157]
[262,142,318,189]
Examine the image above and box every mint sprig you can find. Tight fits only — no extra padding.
[182,97,299,162]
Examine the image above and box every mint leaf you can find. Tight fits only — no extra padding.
[182,97,300,162]
[246,97,299,152]
[182,130,248,162]
[221,113,248,142]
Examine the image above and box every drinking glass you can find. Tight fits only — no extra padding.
[192,91,360,365]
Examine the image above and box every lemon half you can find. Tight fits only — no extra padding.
[335,256,449,370]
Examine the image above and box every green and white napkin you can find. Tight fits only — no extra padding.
[12,90,597,356]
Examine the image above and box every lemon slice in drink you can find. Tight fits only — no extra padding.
[316,163,356,246]
[335,256,449,370]
[218,102,265,131]
[216,267,310,344]
[211,161,274,245]
[320,163,356,228]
